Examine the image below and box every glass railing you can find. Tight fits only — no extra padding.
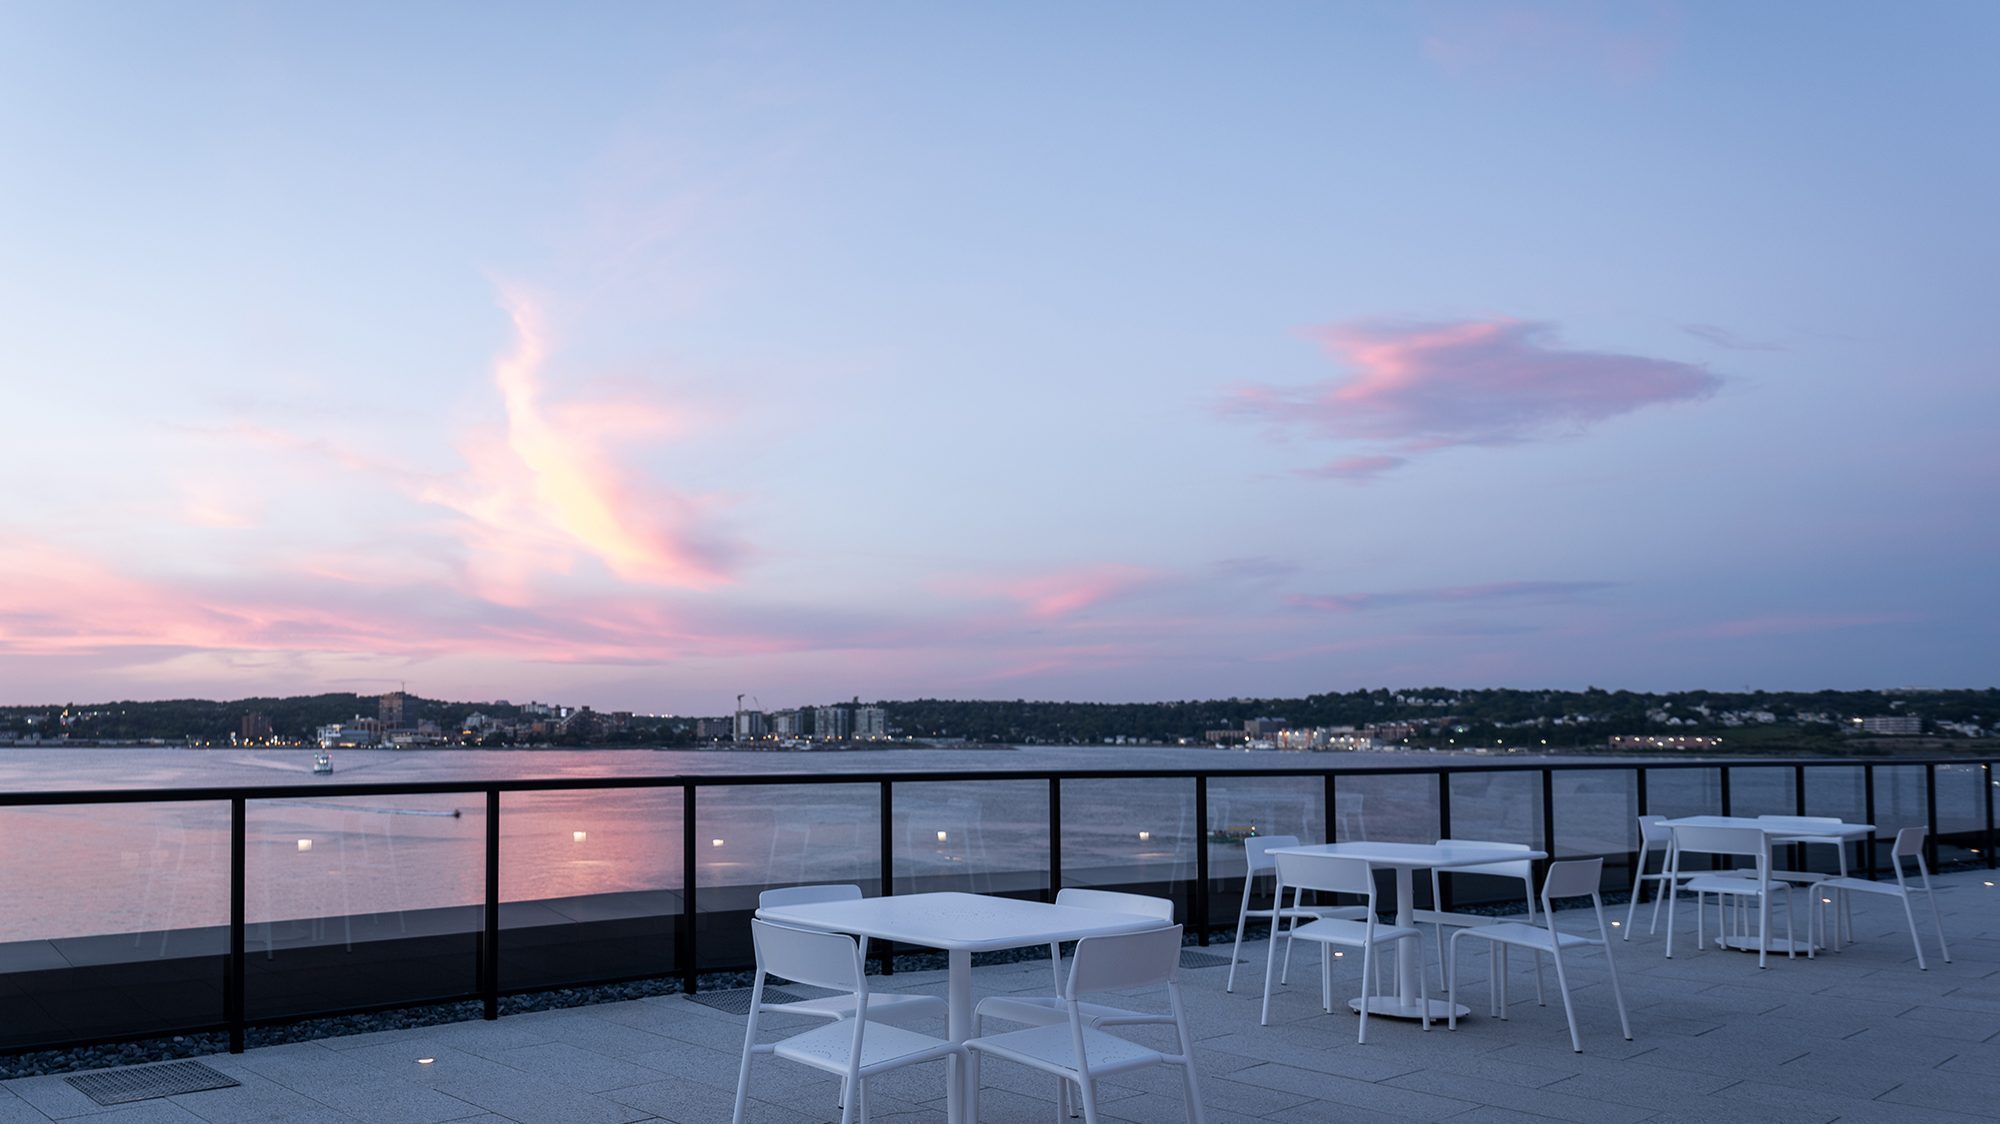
[0,757,1990,1055]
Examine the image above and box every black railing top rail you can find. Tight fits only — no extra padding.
[0,754,1991,807]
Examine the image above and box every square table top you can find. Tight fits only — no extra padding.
[756,891,1166,953]
[1664,815,1873,837]
[1270,840,1547,869]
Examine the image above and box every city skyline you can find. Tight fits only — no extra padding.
[3,4,1996,713]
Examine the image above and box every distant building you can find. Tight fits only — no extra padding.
[854,706,887,739]
[1607,735,1724,751]
[1859,715,1923,736]
[815,706,852,740]
[240,712,273,742]
[695,716,733,740]
[1244,717,1287,737]
[735,710,768,740]
[379,691,407,728]
[771,710,802,736]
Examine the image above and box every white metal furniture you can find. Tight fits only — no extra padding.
[1660,815,1872,960]
[973,889,1174,1120]
[1269,841,1545,1022]
[967,924,1204,1124]
[1421,839,1540,997]
[1760,814,1858,943]
[1259,851,1428,1042]
[1224,835,1367,993]
[1623,815,1687,939]
[1813,826,1951,969]
[733,920,962,1124]
[757,890,1161,1124]
[1447,858,1632,1053]
[753,885,946,1026]
[1665,823,1797,968]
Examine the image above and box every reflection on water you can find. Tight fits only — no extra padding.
[0,746,1953,944]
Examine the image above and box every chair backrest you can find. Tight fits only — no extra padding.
[759,883,863,909]
[1671,824,1768,863]
[1243,834,1301,873]
[1055,887,1174,921]
[1540,857,1603,905]
[1636,815,1670,844]
[1891,826,1926,858]
[750,919,862,992]
[1273,851,1375,898]
[1065,924,1182,997]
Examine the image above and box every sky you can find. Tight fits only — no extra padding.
[2,1,1995,713]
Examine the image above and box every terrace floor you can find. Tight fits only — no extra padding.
[4,868,1997,1123]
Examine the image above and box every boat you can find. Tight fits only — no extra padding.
[312,753,334,775]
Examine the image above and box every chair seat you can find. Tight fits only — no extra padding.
[975,994,1163,1029]
[1819,875,1912,897]
[1683,874,1786,896]
[1415,908,1508,929]
[1250,904,1371,922]
[1453,921,1600,953]
[770,1018,958,1077]
[966,1022,1165,1078]
[770,991,946,1026]
[1290,917,1420,946]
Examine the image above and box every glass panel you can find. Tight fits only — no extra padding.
[1870,765,1927,873]
[1334,773,1440,844]
[1062,778,1195,919]
[246,793,483,1020]
[1203,774,1323,931]
[1646,767,1722,819]
[894,780,1045,898]
[1553,770,1639,858]
[1448,771,1543,848]
[501,788,684,990]
[698,782,878,971]
[1729,767,1796,818]
[1935,764,1985,867]
[0,801,230,1050]
[1802,765,1866,823]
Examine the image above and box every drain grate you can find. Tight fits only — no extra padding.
[686,986,808,1014]
[66,1060,240,1106]
[1179,950,1241,969]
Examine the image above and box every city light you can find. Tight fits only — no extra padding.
[1138,831,1151,842]
[711,838,724,848]
[297,839,312,852]
[573,831,587,843]
[938,831,949,843]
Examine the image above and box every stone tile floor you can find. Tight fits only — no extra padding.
[3,869,1996,1122]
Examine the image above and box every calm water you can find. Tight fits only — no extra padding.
[0,746,1958,944]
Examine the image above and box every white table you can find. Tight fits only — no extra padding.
[1271,841,1547,1021]
[1661,816,1873,954]
[757,891,1162,1124]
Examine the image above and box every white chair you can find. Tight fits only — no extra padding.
[1623,815,1688,939]
[1761,814,1854,943]
[754,885,946,1026]
[1259,851,1429,1043]
[1813,827,1951,970]
[1447,858,1632,1053]
[1665,824,1796,969]
[1421,840,1541,1000]
[732,919,962,1124]
[967,924,1204,1124]
[1225,835,1368,993]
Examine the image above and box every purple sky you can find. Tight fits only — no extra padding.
[3,3,1995,712]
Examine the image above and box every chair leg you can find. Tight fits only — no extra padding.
[1357,942,1372,1044]
[1602,931,1634,1042]
[1225,881,1254,993]
[1625,848,1647,938]
[1924,882,1951,963]
[1447,933,1460,1032]
[1076,1075,1101,1124]
[1497,945,1510,1020]
[1258,904,1282,1026]
[1548,944,1582,1053]
[1181,1056,1206,1124]
[1321,943,1332,1013]
[1664,866,1680,958]
[1899,891,1929,970]
[1487,944,1499,1018]
[1413,936,1431,1032]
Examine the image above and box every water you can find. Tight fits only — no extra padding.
[0,746,1955,945]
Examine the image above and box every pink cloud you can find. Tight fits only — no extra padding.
[938,565,1160,621]
[1422,2,1682,85]
[1222,317,1719,478]
[1288,580,1615,614]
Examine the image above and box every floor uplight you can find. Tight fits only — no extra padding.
[711,838,724,848]
[937,831,949,843]
[297,839,312,852]
[573,831,587,843]
[1138,831,1151,842]
[417,1057,434,1065]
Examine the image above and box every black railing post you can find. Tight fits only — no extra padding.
[1047,777,1062,903]
[1864,765,1879,880]
[681,785,698,994]
[1436,773,1453,912]
[879,780,895,974]
[1193,775,1209,946]
[1794,763,1808,869]
[227,796,245,1054]
[483,789,500,1020]
[1985,762,1996,870]
[1925,764,1940,870]
[1540,769,1557,885]
[1631,767,1648,889]
[1720,766,1733,816]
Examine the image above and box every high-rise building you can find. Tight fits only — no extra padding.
[735,710,768,740]
[814,706,851,740]
[240,712,273,742]
[854,707,887,739]
[379,690,407,728]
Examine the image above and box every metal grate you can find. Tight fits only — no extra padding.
[685,986,808,1014]
[1178,950,1241,969]
[66,1060,240,1106]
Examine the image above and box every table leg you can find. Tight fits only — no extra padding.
[947,948,971,1124]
